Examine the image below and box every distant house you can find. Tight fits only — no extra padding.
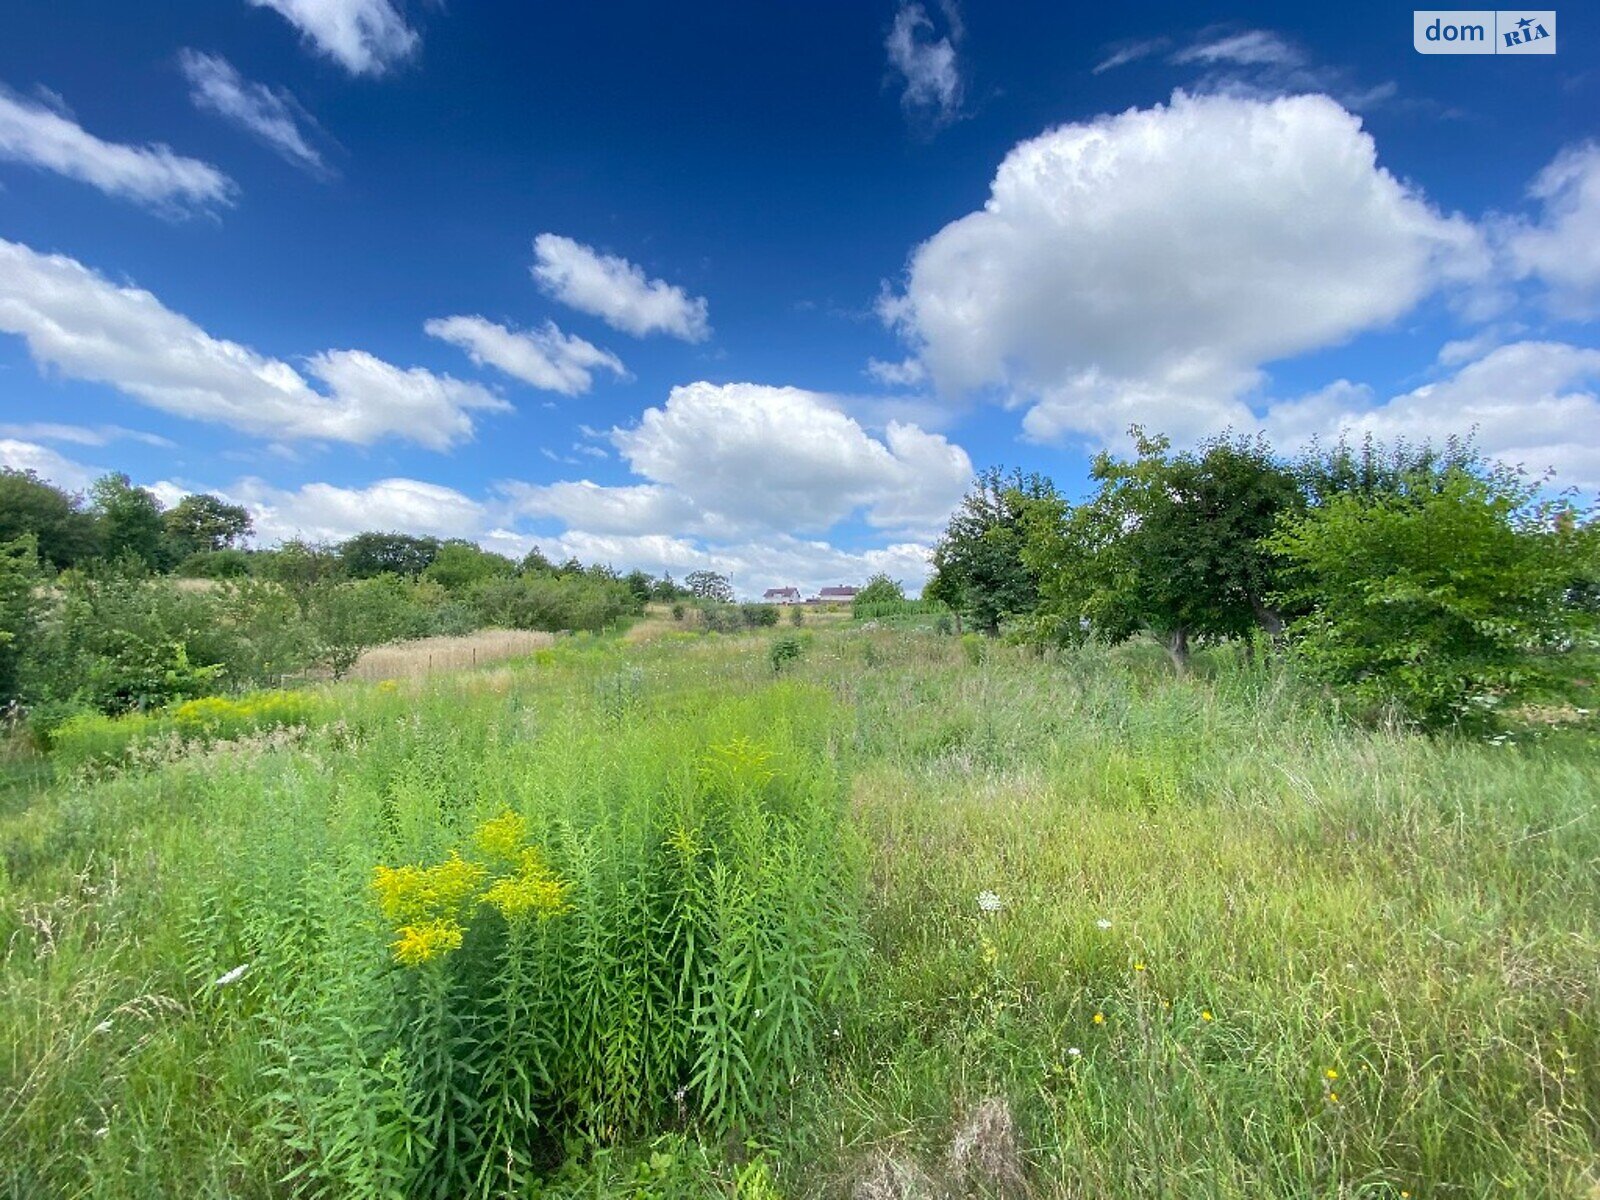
[815,585,859,604]
[763,586,802,604]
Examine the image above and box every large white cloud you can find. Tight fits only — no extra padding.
[0,238,507,450]
[0,87,233,213]
[1263,341,1600,491]
[532,235,710,342]
[882,91,1485,447]
[424,315,627,395]
[248,0,418,76]
[178,50,327,176]
[608,381,970,535]
[0,438,101,492]
[231,476,488,544]
[1503,142,1600,320]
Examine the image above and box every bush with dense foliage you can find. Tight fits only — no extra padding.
[1267,467,1594,728]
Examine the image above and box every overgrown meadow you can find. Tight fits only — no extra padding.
[3,626,1598,1198]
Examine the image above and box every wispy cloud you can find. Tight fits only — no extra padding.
[247,0,419,76]
[178,50,330,176]
[1092,37,1172,74]
[0,85,233,214]
[886,1,965,128]
[1171,29,1304,68]
[425,315,628,395]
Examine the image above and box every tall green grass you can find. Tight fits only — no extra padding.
[1,628,1597,1197]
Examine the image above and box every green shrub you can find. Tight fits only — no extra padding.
[769,634,805,672]
[1268,470,1593,729]
[740,603,779,628]
[961,632,985,665]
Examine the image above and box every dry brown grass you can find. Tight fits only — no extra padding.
[342,629,553,681]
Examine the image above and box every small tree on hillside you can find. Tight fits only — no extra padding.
[685,570,734,604]
[928,467,1056,636]
[854,573,905,607]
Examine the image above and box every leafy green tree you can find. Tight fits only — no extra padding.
[176,548,253,579]
[91,473,167,570]
[262,539,343,615]
[854,573,905,607]
[520,546,555,575]
[0,468,100,569]
[339,531,441,579]
[621,569,655,604]
[685,570,734,604]
[928,467,1056,636]
[1018,432,1298,670]
[1266,467,1593,729]
[0,535,42,702]
[163,493,253,557]
[423,541,515,591]
[310,575,431,677]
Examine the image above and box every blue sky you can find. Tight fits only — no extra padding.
[1,1,1596,593]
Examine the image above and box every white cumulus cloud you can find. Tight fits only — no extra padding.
[231,476,487,544]
[0,86,233,213]
[532,234,710,342]
[0,438,101,492]
[1264,341,1600,491]
[608,381,970,535]
[1503,142,1600,319]
[178,50,328,175]
[881,91,1486,448]
[424,315,627,395]
[248,0,418,76]
[0,238,507,450]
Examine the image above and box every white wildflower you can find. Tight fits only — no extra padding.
[93,1019,113,1034]
[210,963,251,988]
[1096,919,1112,930]
[1067,1046,1081,1058]
[976,891,1004,914]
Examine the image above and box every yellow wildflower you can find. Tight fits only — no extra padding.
[1328,1092,1339,1104]
[1093,1012,1105,1025]
[1133,962,1146,972]
[482,848,572,920]
[1201,1010,1214,1021]
[371,852,486,926]
[1325,1069,1339,1080]
[474,809,530,862]
[392,918,464,966]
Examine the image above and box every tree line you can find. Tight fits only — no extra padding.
[926,431,1599,730]
[0,469,735,727]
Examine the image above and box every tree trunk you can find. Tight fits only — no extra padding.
[1162,626,1190,675]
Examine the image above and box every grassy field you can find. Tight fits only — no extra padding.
[2,627,1597,1198]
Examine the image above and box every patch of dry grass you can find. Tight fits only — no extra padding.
[343,629,553,680]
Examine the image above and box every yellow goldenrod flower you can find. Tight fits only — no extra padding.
[371,852,486,926]
[391,918,464,965]
[482,854,572,921]
[474,809,530,862]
